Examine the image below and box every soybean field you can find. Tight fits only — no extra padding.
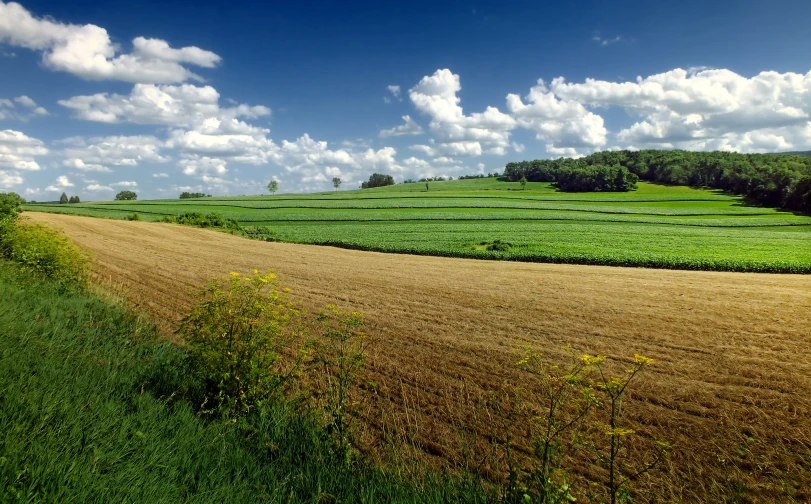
[24,179,811,273]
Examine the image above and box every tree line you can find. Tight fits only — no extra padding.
[504,150,811,212]
[504,160,639,192]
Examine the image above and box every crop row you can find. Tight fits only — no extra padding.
[23,203,811,228]
[264,220,811,274]
[75,199,777,216]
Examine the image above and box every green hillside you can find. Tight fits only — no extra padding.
[24,179,811,273]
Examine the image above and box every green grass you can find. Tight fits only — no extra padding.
[0,261,485,503]
[24,179,811,273]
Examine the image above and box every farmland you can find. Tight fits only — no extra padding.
[24,179,811,273]
[23,212,811,502]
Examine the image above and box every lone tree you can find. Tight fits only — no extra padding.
[332,177,341,191]
[267,180,279,195]
[115,190,137,201]
[361,173,395,189]
[60,192,68,204]
[520,176,528,190]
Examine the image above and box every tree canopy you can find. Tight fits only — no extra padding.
[115,190,137,201]
[505,150,811,212]
[180,192,211,199]
[267,180,279,195]
[361,173,395,189]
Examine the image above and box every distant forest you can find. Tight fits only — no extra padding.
[504,150,811,213]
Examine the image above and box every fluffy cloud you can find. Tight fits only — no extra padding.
[379,115,424,138]
[0,170,22,188]
[506,80,607,156]
[0,95,48,120]
[0,129,48,171]
[179,156,228,175]
[85,183,113,192]
[58,84,270,133]
[548,68,811,152]
[0,1,220,83]
[62,158,111,173]
[45,175,73,191]
[408,69,516,157]
[410,141,483,157]
[110,180,137,187]
[59,135,168,169]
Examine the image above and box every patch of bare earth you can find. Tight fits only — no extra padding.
[29,212,811,502]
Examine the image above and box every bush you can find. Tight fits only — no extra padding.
[0,192,24,220]
[179,192,211,199]
[0,221,90,286]
[160,212,241,231]
[177,270,302,419]
[361,173,395,189]
[115,190,137,201]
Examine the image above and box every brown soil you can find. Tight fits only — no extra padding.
[28,212,811,502]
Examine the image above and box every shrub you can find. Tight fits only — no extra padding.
[0,221,90,286]
[177,270,302,419]
[160,212,241,231]
[115,190,137,201]
[125,213,142,221]
[0,192,24,220]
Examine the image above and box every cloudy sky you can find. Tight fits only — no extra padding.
[2,0,811,200]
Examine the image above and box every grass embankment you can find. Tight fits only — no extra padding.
[0,262,483,502]
[24,180,811,273]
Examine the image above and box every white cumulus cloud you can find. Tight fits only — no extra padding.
[0,129,48,171]
[0,1,221,83]
[379,115,424,138]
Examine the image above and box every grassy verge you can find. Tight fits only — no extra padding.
[0,261,484,502]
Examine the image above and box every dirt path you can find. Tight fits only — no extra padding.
[28,212,811,501]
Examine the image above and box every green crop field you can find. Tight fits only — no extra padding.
[24,179,811,273]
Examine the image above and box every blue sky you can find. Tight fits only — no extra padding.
[2,0,811,200]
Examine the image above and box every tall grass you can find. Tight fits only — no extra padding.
[0,261,486,503]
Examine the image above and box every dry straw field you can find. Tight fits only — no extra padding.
[30,212,811,502]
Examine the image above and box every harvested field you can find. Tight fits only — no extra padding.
[28,212,811,502]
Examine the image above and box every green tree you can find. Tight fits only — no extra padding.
[332,177,341,191]
[115,190,137,201]
[60,192,68,204]
[361,173,395,189]
[520,176,527,190]
[267,180,279,195]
